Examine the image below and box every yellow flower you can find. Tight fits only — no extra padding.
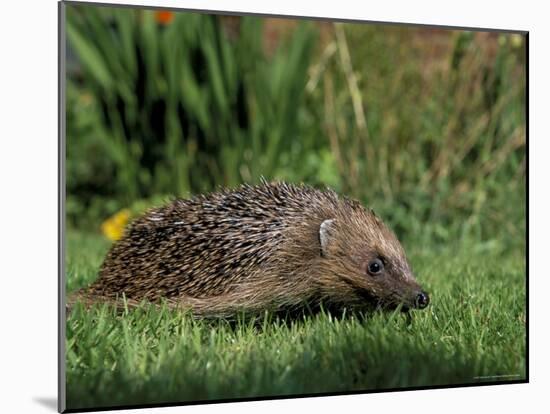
[101,209,131,241]
[511,34,523,49]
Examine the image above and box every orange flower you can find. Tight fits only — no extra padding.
[155,10,174,25]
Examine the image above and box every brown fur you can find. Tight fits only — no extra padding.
[70,181,428,318]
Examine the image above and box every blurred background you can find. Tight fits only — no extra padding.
[65,4,526,252]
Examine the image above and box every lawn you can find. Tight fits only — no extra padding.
[65,231,526,411]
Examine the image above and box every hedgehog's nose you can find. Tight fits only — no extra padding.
[415,291,430,309]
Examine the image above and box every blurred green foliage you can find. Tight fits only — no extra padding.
[66,4,526,251]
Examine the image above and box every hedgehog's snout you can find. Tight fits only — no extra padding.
[414,291,430,309]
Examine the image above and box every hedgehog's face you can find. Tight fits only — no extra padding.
[318,216,429,312]
[355,246,429,311]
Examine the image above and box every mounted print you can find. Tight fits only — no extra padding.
[58,1,527,412]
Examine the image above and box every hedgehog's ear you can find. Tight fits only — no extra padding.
[319,219,336,257]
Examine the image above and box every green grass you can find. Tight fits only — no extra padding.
[65,231,526,411]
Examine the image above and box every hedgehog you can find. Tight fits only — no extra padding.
[71,181,429,318]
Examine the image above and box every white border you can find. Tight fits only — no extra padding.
[1,0,546,413]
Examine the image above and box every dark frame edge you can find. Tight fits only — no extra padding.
[58,1,67,413]
[63,379,529,413]
[524,31,529,383]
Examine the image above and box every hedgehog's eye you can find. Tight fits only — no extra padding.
[367,258,384,276]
